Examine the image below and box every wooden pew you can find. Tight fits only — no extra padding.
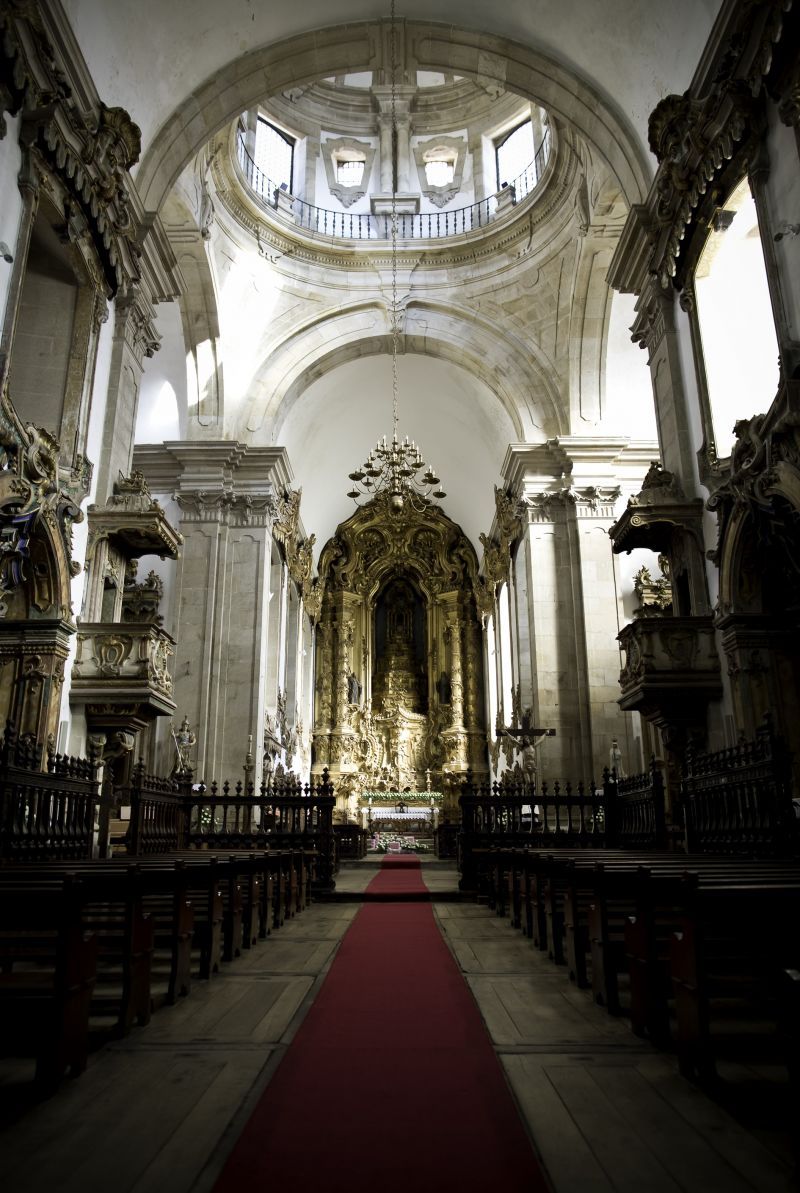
[0,876,97,1092]
[0,864,154,1038]
[670,877,800,1082]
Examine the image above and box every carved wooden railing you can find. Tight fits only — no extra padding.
[333,823,369,860]
[0,722,101,861]
[680,716,795,856]
[456,763,677,890]
[616,759,667,850]
[124,769,338,891]
[126,763,189,855]
[458,770,612,892]
[185,774,336,891]
[434,823,460,859]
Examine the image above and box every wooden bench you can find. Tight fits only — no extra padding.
[0,876,97,1092]
[670,877,800,1082]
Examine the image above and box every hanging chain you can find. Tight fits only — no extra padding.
[390,0,399,440]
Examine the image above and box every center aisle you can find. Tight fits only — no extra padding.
[212,856,548,1193]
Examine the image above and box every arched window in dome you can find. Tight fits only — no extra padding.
[335,154,365,188]
[254,118,294,193]
[689,176,779,462]
[423,148,456,188]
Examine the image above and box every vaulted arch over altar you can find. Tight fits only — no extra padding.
[312,491,488,819]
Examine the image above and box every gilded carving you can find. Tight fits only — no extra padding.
[313,490,487,792]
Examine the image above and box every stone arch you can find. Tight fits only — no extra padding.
[160,187,224,430]
[238,299,564,443]
[136,20,651,217]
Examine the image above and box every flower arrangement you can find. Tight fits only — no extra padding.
[370,832,430,854]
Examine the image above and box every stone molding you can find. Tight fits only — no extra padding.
[113,289,161,369]
[174,491,276,528]
[502,438,658,509]
[412,134,467,208]
[320,136,377,207]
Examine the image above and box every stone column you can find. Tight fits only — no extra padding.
[521,492,591,780]
[470,135,486,202]
[573,486,637,776]
[445,612,465,730]
[134,442,292,782]
[59,289,108,473]
[94,287,160,503]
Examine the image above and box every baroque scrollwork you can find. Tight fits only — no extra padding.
[0,404,84,619]
[1,4,142,297]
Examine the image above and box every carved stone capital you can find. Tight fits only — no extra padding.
[573,486,621,518]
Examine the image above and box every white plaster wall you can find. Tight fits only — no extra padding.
[276,352,517,557]
[603,290,657,438]
[135,301,187,443]
[61,0,722,169]
[0,114,23,330]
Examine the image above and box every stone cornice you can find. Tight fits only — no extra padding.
[132,441,296,530]
[502,438,658,498]
[133,441,292,494]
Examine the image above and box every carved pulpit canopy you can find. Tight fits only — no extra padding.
[87,470,183,561]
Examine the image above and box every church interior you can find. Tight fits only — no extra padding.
[0,0,799,1189]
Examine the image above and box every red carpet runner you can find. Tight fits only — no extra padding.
[213,856,547,1192]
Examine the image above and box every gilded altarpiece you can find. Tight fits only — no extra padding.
[312,493,487,814]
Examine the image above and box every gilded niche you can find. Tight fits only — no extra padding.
[312,490,488,807]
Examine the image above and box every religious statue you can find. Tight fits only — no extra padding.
[498,706,555,787]
[436,670,452,705]
[519,738,538,785]
[171,715,196,773]
[263,710,282,773]
[609,738,625,778]
[347,671,362,704]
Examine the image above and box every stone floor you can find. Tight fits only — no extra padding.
[0,857,794,1192]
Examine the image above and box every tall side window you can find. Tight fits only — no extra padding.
[498,583,514,726]
[495,119,535,190]
[692,177,779,460]
[254,118,294,192]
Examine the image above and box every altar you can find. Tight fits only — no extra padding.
[359,790,442,836]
